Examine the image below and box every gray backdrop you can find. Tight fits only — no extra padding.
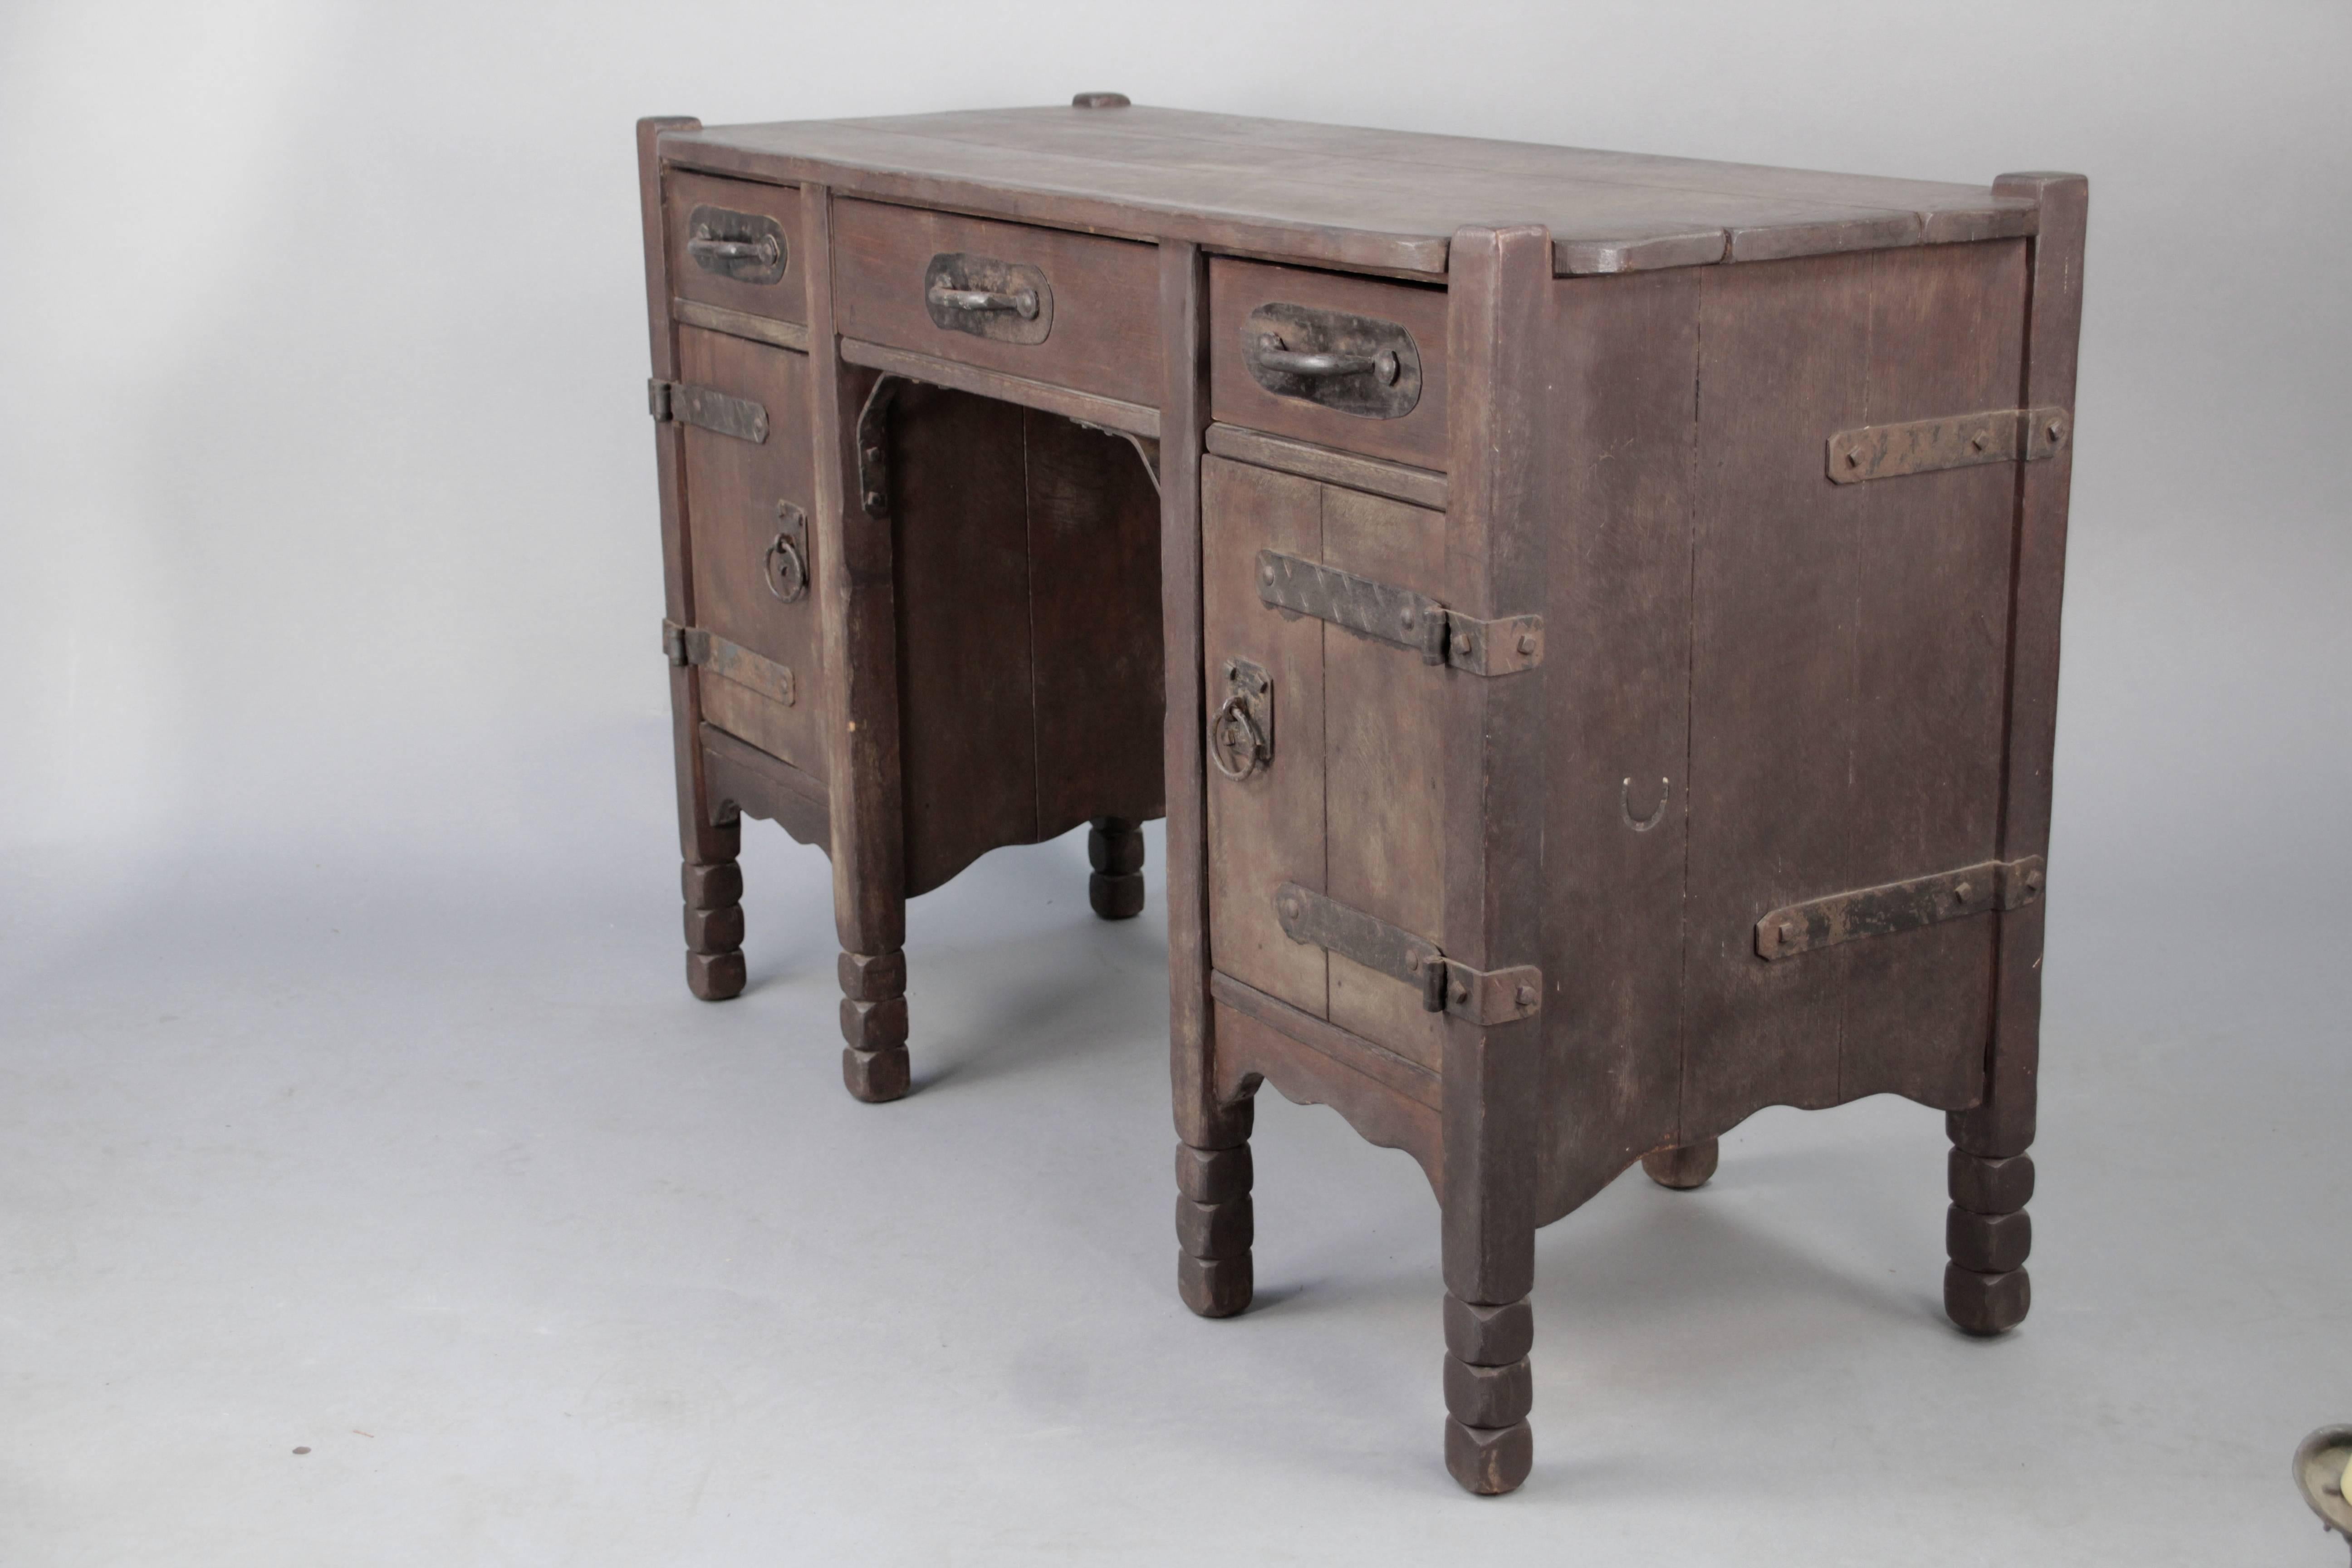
[5,2,2347,1563]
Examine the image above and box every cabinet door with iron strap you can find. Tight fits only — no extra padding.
[1202,454,1453,1078]
[671,325,824,779]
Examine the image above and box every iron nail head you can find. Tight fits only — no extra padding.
[1517,632,1537,655]
[1515,984,1537,1008]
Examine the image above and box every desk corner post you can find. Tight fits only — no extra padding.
[638,115,748,1003]
[1161,239,1254,1318]
[1437,223,1553,1496]
[807,180,912,1103]
[1947,172,2086,1334]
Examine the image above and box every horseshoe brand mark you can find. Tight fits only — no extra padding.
[1622,776,1670,833]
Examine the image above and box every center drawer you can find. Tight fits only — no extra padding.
[830,200,1163,407]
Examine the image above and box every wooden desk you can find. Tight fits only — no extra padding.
[636,99,2084,1495]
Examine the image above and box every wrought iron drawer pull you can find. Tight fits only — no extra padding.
[1254,335,1399,385]
[689,234,781,267]
[683,206,789,285]
[927,282,1041,320]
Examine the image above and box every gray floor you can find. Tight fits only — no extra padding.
[4,721,2347,1567]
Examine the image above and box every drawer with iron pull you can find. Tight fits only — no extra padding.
[1210,258,1449,470]
[663,170,807,336]
[831,199,1162,408]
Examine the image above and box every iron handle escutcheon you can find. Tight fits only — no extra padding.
[1254,334,1399,385]
[928,281,1040,320]
[690,233,781,268]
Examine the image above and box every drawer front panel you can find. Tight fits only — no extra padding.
[1210,260,1449,470]
[1201,455,1451,1073]
[832,201,1162,406]
[666,171,807,325]
[676,325,823,776]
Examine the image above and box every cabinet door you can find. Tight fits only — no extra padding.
[676,325,823,777]
[1201,455,1452,1073]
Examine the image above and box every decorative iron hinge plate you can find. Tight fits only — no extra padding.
[1827,406,2069,484]
[661,619,796,706]
[1255,550,1543,676]
[854,375,905,516]
[1274,882,1542,1025]
[1755,855,2045,960]
[647,378,769,444]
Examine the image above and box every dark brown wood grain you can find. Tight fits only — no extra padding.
[1208,259,1450,470]
[1201,456,1327,1018]
[658,106,2031,281]
[1209,997,1443,1192]
[892,385,1038,894]
[1319,485,1450,1073]
[891,390,1165,897]
[1835,240,2027,1107]
[831,199,1163,406]
[1024,412,1164,841]
[1202,424,1448,510]
[1535,265,1698,1223]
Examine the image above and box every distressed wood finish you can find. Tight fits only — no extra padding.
[657,106,2033,280]
[640,104,2086,1497]
[831,200,1163,406]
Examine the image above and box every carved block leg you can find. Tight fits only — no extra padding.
[1944,1133,2034,1334]
[681,840,745,1001]
[1175,1100,1253,1318]
[1088,815,1146,920]
[1641,1138,1719,1191]
[838,947,910,1103]
[1444,1294,1534,1495]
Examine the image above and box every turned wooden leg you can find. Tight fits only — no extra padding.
[838,948,909,1103]
[1088,815,1146,920]
[1444,1294,1534,1495]
[1944,1132,2034,1334]
[1175,1102,1253,1318]
[681,851,746,1001]
[1641,1138,1719,1191]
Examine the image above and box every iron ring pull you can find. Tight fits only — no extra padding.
[763,534,808,603]
[1255,334,1400,386]
[1210,694,1269,781]
[689,233,782,268]
[927,281,1041,320]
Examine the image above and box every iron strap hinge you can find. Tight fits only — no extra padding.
[1274,882,1542,1026]
[1255,550,1543,676]
[662,618,710,667]
[647,378,770,444]
[1827,406,2070,484]
[661,619,796,706]
[1755,854,2046,961]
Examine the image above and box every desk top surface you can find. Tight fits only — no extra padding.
[659,103,2042,279]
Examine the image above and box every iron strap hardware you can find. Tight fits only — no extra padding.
[661,619,796,707]
[647,379,769,444]
[1256,551,1543,676]
[1827,406,2070,484]
[1274,883,1542,1026]
[1754,855,2046,960]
